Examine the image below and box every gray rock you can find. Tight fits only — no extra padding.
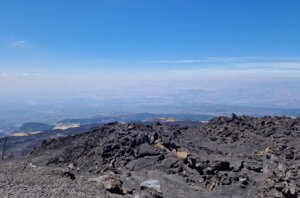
[136,133,149,146]
[150,132,158,144]
[101,173,128,195]
[140,179,161,192]
[136,143,160,158]
[140,179,163,197]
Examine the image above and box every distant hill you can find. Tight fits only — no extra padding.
[58,113,215,125]
[17,122,54,133]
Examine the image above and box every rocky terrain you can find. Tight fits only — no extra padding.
[1,114,300,197]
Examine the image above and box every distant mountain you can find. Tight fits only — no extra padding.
[58,113,215,125]
[17,122,54,133]
[3,123,102,157]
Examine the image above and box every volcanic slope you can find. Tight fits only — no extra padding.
[1,114,300,197]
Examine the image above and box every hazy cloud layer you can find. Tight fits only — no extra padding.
[159,57,300,77]
[12,40,28,48]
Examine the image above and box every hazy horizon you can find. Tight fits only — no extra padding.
[1,1,300,126]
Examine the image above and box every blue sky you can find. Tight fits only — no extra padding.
[1,0,300,75]
[0,0,300,120]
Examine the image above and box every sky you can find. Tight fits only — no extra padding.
[1,0,300,74]
[0,0,300,123]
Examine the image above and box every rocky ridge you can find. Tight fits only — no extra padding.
[1,114,300,197]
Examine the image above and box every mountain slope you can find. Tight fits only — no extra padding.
[1,115,300,197]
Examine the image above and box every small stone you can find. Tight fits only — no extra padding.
[155,139,165,151]
[150,132,158,144]
[239,177,248,185]
[289,181,296,195]
[101,173,130,195]
[127,125,134,130]
[103,177,123,194]
[238,176,249,189]
[62,171,76,180]
[122,187,133,194]
[176,151,188,160]
[28,163,37,169]
[206,177,217,191]
[140,180,161,192]
[140,179,163,197]
[68,163,74,170]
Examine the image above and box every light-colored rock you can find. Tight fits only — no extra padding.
[206,177,217,191]
[289,181,297,195]
[68,163,74,169]
[155,139,165,151]
[88,177,101,183]
[28,163,38,169]
[176,151,188,160]
[140,179,161,192]
[140,179,163,198]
